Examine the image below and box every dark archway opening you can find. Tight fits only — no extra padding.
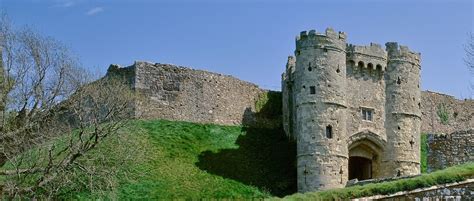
[349,156,372,180]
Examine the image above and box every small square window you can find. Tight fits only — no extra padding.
[310,86,316,94]
[361,108,374,121]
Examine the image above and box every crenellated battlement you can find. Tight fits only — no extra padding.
[386,42,421,65]
[346,43,386,58]
[346,43,387,71]
[296,28,346,51]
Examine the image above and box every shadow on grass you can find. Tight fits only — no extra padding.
[196,91,297,197]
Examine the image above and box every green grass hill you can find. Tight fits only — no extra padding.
[2,119,473,200]
[67,119,296,199]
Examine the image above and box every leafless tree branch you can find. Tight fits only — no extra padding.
[0,13,136,199]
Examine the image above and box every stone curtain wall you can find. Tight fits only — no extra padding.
[106,61,474,133]
[426,130,473,172]
[110,61,266,126]
[420,91,473,134]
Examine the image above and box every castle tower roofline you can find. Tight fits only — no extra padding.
[346,43,387,71]
[386,42,421,66]
[296,28,346,40]
[346,43,387,58]
[296,28,346,51]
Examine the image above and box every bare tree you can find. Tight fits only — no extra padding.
[0,14,135,199]
[466,33,474,71]
[465,33,474,97]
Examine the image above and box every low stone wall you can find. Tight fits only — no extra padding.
[355,179,474,201]
[420,91,473,134]
[108,61,272,126]
[426,129,474,172]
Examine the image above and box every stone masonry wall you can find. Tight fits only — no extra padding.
[358,179,474,200]
[282,28,425,192]
[420,91,474,134]
[106,61,473,133]
[426,129,474,172]
[109,61,266,126]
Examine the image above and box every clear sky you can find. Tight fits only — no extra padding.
[1,0,473,98]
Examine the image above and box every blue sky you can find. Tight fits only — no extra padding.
[1,0,473,98]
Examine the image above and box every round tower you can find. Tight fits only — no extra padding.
[383,42,422,177]
[294,28,348,192]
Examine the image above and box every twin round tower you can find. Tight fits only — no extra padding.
[282,28,422,192]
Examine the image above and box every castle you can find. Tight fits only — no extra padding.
[84,27,472,194]
[281,28,422,192]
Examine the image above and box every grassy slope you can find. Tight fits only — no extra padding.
[69,119,296,200]
[3,118,470,200]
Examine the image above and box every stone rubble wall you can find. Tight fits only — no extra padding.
[105,61,474,134]
[420,91,474,134]
[426,129,474,172]
[109,61,267,126]
[355,179,474,201]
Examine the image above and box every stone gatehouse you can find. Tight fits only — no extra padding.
[282,28,422,192]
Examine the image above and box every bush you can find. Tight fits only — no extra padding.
[436,103,449,125]
[420,133,428,173]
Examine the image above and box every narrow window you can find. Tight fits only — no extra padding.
[397,77,401,84]
[326,125,333,139]
[310,86,316,94]
[361,108,374,121]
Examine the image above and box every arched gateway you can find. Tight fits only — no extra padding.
[347,130,386,180]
